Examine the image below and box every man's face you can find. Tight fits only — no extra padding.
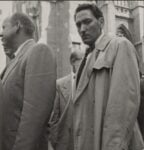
[0,18,17,51]
[75,9,103,46]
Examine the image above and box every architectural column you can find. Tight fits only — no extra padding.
[98,1,116,34]
[47,1,70,78]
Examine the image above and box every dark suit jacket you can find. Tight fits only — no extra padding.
[1,39,56,150]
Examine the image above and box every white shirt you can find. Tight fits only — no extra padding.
[71,71,76,99]
[95,30,104,47]
[86,30,104,62]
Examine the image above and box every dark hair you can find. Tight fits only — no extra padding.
[74,3,103,21]
[10,13,35,37]
[117,24,133,43]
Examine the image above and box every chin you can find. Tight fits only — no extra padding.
[83,40,89,45]
[84,42,91,46]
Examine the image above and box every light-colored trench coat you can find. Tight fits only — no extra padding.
[49,34,143,150]
[73,34,143,150]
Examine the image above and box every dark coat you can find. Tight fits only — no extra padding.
[0,80,4,150]
[1,39,56,150]
[138,77,144,139]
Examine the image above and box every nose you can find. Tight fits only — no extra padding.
[80,24,87,34]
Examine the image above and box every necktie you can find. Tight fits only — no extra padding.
[76,46,94,88]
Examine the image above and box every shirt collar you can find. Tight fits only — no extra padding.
[94,30,104,48]
[15,39,33,57]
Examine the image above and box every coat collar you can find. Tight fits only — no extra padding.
[73,34,113,103]
[96,34,113,51]
[57,74,72,104]
[2,39,35,84]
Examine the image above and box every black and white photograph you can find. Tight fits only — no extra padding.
[0,1,144,150]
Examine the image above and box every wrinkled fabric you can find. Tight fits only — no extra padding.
[1,40,56,150]
[72,35,143,150]
[49,74,74,150]
[49,35,143,150]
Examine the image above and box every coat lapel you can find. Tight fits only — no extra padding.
[73,34,113,103]
[2,40,35,84]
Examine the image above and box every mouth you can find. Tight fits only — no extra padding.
[82,35,90,42]
[1,38,6,46]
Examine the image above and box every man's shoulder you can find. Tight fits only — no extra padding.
[95,35,136,68]
[102,34,135,54]
[32,42,51,52]
[103,33,132,45]
[27,42,53,58]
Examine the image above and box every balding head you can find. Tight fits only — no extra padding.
[10,12,35,37]
[0,13,35,55]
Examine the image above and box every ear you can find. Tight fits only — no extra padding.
[98,17,104,29]
[15,21,23,33]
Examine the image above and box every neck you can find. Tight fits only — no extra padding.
[15,35,32,51]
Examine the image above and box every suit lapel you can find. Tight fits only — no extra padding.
[2,40,35,84]
[60,75,72,103]
[73,34,113,103]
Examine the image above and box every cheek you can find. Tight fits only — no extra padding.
[90,25,101,37]
[92,24,100,33]
[6,31,15,39]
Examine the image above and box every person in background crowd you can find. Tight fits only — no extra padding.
[0,12,56,150]
[54,3,142,150]
[116,24,133,43]
[48,50,84,150]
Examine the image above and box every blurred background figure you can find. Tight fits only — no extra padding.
[116,24,133,43]
[48,50,84,150]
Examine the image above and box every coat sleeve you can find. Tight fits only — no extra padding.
[12,44,56,150]
[102,39,140,150]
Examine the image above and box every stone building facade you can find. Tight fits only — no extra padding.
[98,1,144,73]
[11,1,144,77]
